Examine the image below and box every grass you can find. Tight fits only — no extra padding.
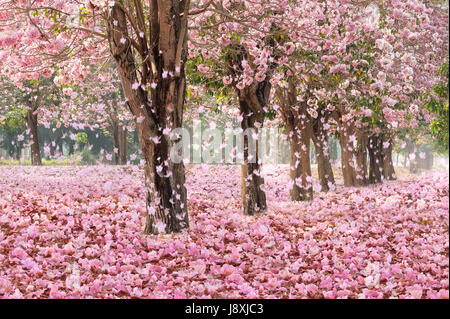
[0,158,80,166]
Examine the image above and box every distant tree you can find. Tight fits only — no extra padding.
[425,59,449,154]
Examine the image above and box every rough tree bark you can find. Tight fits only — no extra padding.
[381,135,396,181]
[239,89,268,215]
[335,112,357,187]
[227,38,277,214]
[118,125,128,165]
[312,110,335,192]
[276,80,313,201]
[107,0,190,234]
[368,134,384,184]
[26,109,42,166]
[112,119,128,165]
[287,120,313,201]
[355,131,368,186]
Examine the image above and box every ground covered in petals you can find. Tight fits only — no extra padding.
[0,165,448,299]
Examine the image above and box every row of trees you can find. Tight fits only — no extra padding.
[0,65,136,165]
[0,0,448,234]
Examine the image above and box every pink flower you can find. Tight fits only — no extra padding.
[284,42,295,55]
[221,264,236,276]
[198,64,209,73]
[255,72,266,82]
[223,76,232,85]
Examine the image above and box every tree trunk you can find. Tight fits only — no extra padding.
[329,138,338,165]
[112,121,128,165]
[406,141,418,174]
[355,131,368,186]
[15,146,21,160]
[68,141,75,156]
[338,121,357,187]
[314,145,335,192]
[410,158,418,173]
[226,26,278,213]
[108,1,190,234]
[50,137,59,157]
[118,126,128,165]
[312,117,335,192]
[239,97,267,215]
[426,152,434,170]
[112,120,120,165]
[381,135,396,181]
[58,137,64,154]
[368,134,384,184]
[276,80,314,200]
[288,126,313,201]
[26,109,42,166]
[8,148,14,159]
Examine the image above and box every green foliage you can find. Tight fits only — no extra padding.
[0,109,27,158]
[77,146,96,165]
[0,158,79,166]
[186,55,227,93]
[424,59,449,154]
[76,132,89,144]
[0,108,26,133]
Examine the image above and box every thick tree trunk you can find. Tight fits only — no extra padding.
[142,132,188,235]
[112,121,128,165]
[239,97,267,215]
[381,135,396,181]
[226,26,278,213]
[355,131,368,186]
[26,110,42,166]
[276,80,314,201]
[314,145,335,192]
[288,126,313,201]
[312,117,335,192]
[108,1,190,234]
[338,121,357,187]
[368,134,384,184]
[118,126,128,165]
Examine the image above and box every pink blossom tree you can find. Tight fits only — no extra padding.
[0,0,214,234]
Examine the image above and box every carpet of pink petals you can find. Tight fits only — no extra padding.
[0,165,448,299]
